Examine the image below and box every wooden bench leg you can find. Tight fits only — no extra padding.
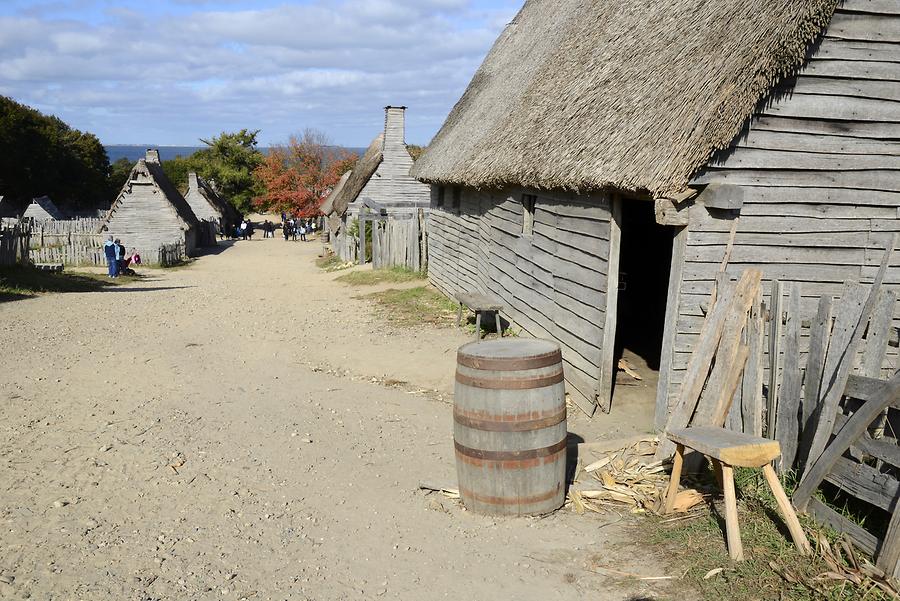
[663,444,684,515]
[475,312,482,340]
[762,463,811,555]
[495,312,502,338]
[720,462,744,561]
[456,303,463,328]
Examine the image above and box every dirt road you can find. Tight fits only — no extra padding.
[0,231,681,600]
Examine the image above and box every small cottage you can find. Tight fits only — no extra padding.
[184,172,240,241]
[320,170,351,239]
[23,196,64,221]
[412,0,900,421]
[103,149,200,263]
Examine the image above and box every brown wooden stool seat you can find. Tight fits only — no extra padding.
[664,426,811,561]
[454,292,505,340]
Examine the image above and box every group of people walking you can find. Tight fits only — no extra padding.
[103,235,141,278]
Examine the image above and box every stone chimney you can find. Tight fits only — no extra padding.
[145,149,161,163]
[188,172,199,191]
[383,106,407,149]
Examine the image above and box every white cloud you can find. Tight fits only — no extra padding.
[0,0,521,146]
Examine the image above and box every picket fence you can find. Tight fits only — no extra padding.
[372,216,424,271]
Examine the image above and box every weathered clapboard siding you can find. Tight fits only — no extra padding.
[428,185,611,410]
[659,6,900,424]
[103,155,199,265]
[348,107,431,217]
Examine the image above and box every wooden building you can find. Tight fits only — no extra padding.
[103,149,200,263]
[325,106,430,232]
[184,172,239,239]
[412,0,900,420]
[23,196,64,221]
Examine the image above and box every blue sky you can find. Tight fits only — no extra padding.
[0,0,520,146]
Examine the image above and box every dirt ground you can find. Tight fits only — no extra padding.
[0,222,689,601]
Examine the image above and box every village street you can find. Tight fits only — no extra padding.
[0,230,676,601]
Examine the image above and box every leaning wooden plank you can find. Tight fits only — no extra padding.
[798,295,834,473]
[767,280,784,438]
[776,283,803,473]
[864,289,897,438]
[794,372,900,511]
[878,499,900,578]
[695,344,751,428]
[805,240,895,466]
[804,284,871,466]
[658,270,761,458]
[824,456,898,512]
[741,294,765,436]
[691,272,762,426]
[807,497,878,557]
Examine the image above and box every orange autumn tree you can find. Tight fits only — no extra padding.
[253,128,357,217]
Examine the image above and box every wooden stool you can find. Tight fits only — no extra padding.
[454,292,505,340]
[663,426,811,561]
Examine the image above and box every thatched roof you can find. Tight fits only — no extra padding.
[24,195,64,220]
[104,156,200,229]
[412,0,838,198]
[326,134,383,217]
[320,170,351,216]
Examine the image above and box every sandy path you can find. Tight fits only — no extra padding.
[0,232,685,600]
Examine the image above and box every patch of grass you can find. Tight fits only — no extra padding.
[0,266,136,301]
[361,286,458,327]
[336,266,426,286]
[641,467,893,601]
[316,254,353,272]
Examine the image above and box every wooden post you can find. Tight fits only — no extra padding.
[656,226,687,430]
[767,279,784,439]
[596,193,622,414]
[797,295,833,473]
[776,283,802,473]
[742,292,765,437]
[358,209,367,265]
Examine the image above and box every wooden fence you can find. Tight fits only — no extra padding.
[0,220,31,266]
[665,245,900,574]
[29,244,105,266]
[333,232,358,264]
[158,242,186,267]
[371,214,427,271]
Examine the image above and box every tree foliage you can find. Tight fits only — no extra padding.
[253,128,357,217]
[0,95,112,212]
[159,129,264,213]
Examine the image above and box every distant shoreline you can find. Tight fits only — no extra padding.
[104,145,365,163]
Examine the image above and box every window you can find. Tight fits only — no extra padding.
[452,187,461,212]
[521,193,536,236]
[436,186,445,208]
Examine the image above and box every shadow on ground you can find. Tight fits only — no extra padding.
[0,267,167,303]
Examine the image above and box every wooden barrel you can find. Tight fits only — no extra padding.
[454,338,567,516]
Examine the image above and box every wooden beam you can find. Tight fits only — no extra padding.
[656,226,687,430]
[793,372,900,511]
[767,280,784,439]
[776,283,803,472]
[596,194,622,413]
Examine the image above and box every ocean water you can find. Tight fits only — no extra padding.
[105,145,365,163]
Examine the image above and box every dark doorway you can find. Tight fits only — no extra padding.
[615,199,675,370]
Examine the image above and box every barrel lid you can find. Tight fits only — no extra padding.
[457,339,562,371]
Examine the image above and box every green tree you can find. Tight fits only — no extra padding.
[0,95,112,213]
[194,130,264,213]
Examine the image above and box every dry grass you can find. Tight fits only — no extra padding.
[641,466,898,601]
[316,254,353,272]
[360,286,458,327]
[336,267,425,286]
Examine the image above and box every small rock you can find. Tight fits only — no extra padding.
[52,500,69,508]
[0,573,14,585]
[99,444,112,452]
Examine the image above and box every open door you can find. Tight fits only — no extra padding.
[597,194,679,414]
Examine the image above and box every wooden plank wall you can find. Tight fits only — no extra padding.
[105,180,195,264]
[427,185,612,409]
[670,3,900,420]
